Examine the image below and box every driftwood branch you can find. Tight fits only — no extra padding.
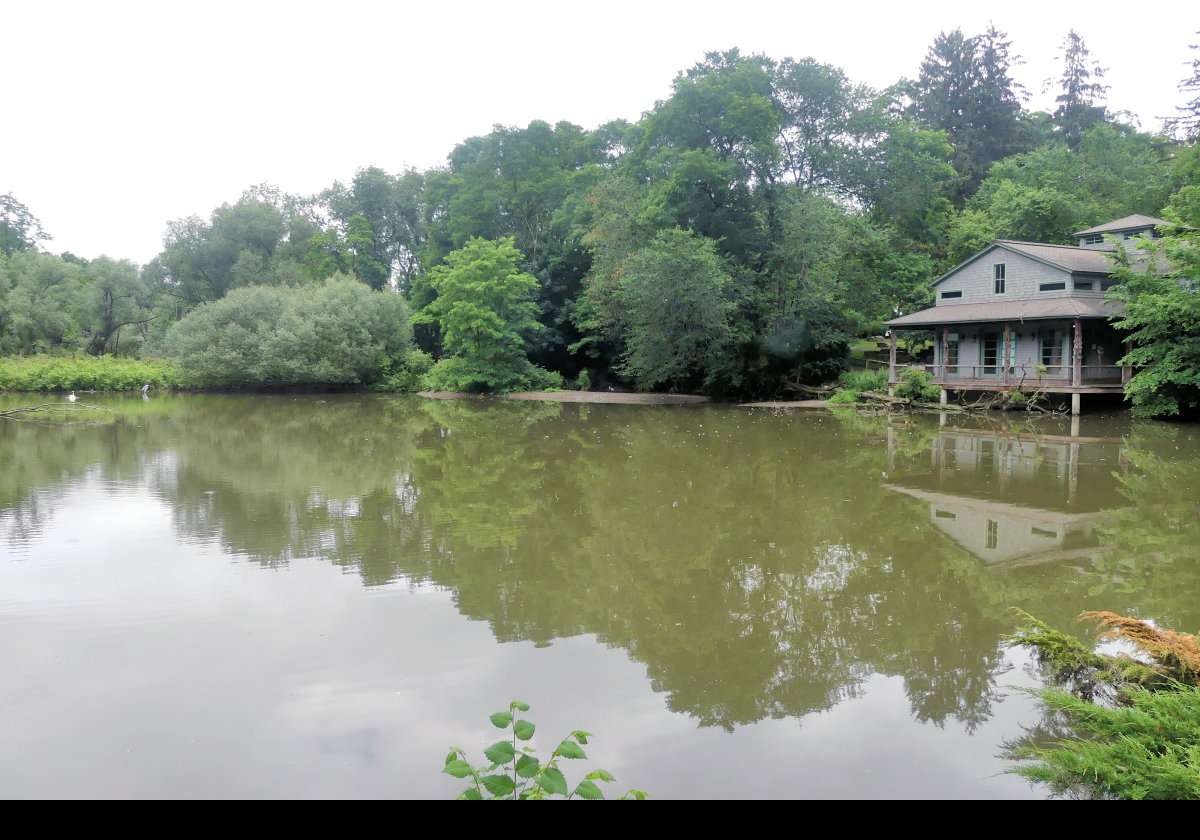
[0,402,115,419]
[782,380,837,398]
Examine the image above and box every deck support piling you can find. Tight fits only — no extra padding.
[1071,393,1081,416]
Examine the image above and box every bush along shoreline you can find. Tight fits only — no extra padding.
[0,355,182,393]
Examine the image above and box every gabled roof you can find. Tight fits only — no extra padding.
[885,296,1124,328]
[998,241,1116,274]
[931,240,1111,286]
[1073,214,1170,236]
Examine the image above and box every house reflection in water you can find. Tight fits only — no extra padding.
[884,422,1125,567]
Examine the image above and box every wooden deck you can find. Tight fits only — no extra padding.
[916,377,1125,395]
[890,364,1127,395]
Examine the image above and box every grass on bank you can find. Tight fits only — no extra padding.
[0,355,181,392]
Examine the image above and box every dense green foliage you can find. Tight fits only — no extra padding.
[892,369,942,402]
[831,368,889,402]
[1006,610,1200,799]
[160,277,411,388]
[3,29,1199,399]
[1011,683,1200,799]
[442,700,647,800]
[415,238,560,392]
[0,355,179,392]
[1109,149,1200,417]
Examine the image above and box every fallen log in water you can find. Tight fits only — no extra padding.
[0,402,115,419]
[781,380,837,398]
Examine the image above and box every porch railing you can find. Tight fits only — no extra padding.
[890,363,1125,386]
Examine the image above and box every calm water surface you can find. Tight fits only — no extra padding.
[1,393,1198,798]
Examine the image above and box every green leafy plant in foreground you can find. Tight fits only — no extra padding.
[443,700,647,800]
[1004,609,1200,799]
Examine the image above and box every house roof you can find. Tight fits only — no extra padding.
[996,240,1117,274]
[931,240,1113,287]
[1073,214,1171,236]
[929,238,1168,288]
[886,296,1125,328]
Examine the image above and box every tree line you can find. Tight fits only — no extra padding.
[2,28,1199,411]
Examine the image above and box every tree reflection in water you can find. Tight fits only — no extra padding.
[2,394,1199,735]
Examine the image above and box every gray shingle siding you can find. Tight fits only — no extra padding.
[935,247,1074,305]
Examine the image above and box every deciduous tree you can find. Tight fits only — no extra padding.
[415,238,555,392]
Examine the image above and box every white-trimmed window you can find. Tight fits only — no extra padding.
[1083,233,1104,245]
[1039,281,1066,292]
[940,290,963,300]
[993,264,1006,294]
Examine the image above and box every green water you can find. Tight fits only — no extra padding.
[1,393,1197,798]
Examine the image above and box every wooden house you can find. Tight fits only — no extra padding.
[884,214,1169,414]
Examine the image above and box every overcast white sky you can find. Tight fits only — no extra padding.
[2,0,1196,266]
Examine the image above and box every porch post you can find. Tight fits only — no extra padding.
[1122,340,1132,385]
[1003,324,1012,386]
[941,327,949,385]
[1072,318,1083,387]
[888,330,898,394]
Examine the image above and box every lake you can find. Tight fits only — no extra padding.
[2,393,1197,798]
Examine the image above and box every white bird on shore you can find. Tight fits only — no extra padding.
[67,391,77,402]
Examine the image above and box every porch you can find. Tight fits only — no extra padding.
[886,316,1130,413]
[893,361,1127,393]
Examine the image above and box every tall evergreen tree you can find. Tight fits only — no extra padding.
[1164,34,1200,141]
[1051,29,1109,148]
[908,27,1026,206]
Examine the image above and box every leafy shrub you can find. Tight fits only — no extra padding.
[443,700,647,800]
[160,278,412,388]
[893,368,941,402]
[0,355,180,392]
[828,367,887,403]
[423,356,562,394]
[370,348,434,392]
[827,390,860,404]
[837,368,888,394]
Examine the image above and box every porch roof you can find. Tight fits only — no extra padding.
[885,296,1124,328]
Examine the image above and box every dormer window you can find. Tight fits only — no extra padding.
[993,264,1006,295]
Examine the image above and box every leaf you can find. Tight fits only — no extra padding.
[540,766,568,796]
[515,754,541,779]
[460,788,483,800]
[443,760,474,779]
[619,789,649,800]
[484,740,517,765]
[586,769,617,782]
[555,739,587,760]
[444,750,460,766]
[573,780,605,800]
[571,730,592,745]
[513,719,536,741]
[512,700,531,712]
[482,774,516,797]
[490,711,513,729]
